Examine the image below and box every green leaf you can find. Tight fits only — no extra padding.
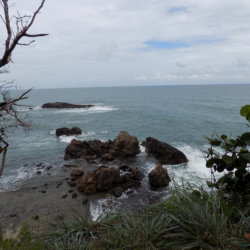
[221,135,227,140]
[240,152,250,162]
[240,105,250,117]
[210,139,222,146]
[222,155,233,164]
[206,158,215,168]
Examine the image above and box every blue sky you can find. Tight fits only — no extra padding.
[1,0,250,88]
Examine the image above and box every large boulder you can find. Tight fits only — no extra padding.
[76,166,144,196]
[95,167,120,191]
[112,131,140,158]
[142,137,188,165]
[64,139,111,161]
[64,131,140,162]
[148,164,171,188]
[42,102,94,109]
[56,127,82,137]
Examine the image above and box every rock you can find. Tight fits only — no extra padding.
[112,131,140,158]
[56,127,82,137]
[142,137,188,165]
[126,190,134,195]
[129,167,144,180]
[119,165,129,171]
[75,165,143,196]
[61,194,68,199]
[32,215,39,220]
[111,187,124,197]
[148,164,171,188]
[64,139,106,160]
[72,193,78,199]
[77,172,97,195]
[95,167,120,191]
[70,167,84,178]
[64,131,140,161]
[41,102,95,109]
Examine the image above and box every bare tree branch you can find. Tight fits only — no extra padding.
[0,0,48,68]
[0,137,8,177]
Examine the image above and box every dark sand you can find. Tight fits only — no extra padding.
[0,161,96,238]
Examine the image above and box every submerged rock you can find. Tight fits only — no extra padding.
[41,102,94,109]
[148,164,171,188]
[64,131,140,162]
[142,137,188,165]
[56,127,82,137]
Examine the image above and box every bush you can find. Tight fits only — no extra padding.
[205,105,250,203]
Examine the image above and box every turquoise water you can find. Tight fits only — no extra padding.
[1,84,249,191]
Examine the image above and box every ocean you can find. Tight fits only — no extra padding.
[0,84,249,192]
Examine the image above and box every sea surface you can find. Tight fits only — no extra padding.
[0,84,249,192]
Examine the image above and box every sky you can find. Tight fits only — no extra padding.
[1,0,250,89]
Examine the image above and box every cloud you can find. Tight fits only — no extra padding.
[1,0,250,88]
[134,75,148,81]
[236,56,249,67]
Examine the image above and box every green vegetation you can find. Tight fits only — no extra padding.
[205,104,250,203]
[1,106,250,249]
[1,185,249,250]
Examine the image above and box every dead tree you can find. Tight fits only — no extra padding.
[0,0,48,176]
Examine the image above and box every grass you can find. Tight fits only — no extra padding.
[1,185,250,249]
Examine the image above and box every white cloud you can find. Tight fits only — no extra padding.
[1,0,250,88]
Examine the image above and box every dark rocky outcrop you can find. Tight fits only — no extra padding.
[148,164,171,188]
[142,137,188,165]
[42,102,94,109]
[76,166,144,197]
[64,131,140,162]
[56,127,82,137]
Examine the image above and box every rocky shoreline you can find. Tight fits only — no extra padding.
[0,130,188,237]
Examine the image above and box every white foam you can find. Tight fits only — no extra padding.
[89,197,122,221]
[0,166,38,192]
[54,105,118,114]
[139,144,146,153]
[18,106,42,112]
[58,131,97,143]
[66,121,81,124]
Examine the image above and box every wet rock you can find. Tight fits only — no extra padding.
[119,165,129,171]
[56,127,82,137]
[148,164,171,188]
[76,165,143,196]
[64,131,140,161]
[63,164,78,168]
[142,137,188,165]
[129,167,144,180]
[96,167,120,191]
[72,193,78,199]
[42,102,95,109]
[32,215,39,220]
[112,131,140,158]
[61,194,68,199]
[126,190,134,195]
[77,172,97,195]
[111,187,124,197]
[9,214,17,218]
[70,167,84,178]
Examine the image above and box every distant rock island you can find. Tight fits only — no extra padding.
[41,102,95,109]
